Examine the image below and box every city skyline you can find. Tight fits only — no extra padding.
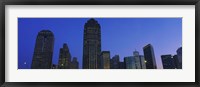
[18,18,182,69]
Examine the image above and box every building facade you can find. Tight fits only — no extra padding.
[173,55,180,69]
[71,57,79,69]
[177,47,182,69]
[58,43,71,69]
[143,44,157,69]
[31,30,55,69]
[161,54,176,69]
[110,55,120,69]
[139,55,146,69]
[100,51,110,69]
[119,62,125,69]
[133,51,146,69]
[133,51,141,69]
[124,56,136,69]
[83,18,101,69]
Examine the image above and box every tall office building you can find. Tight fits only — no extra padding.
[133,51,142,69]
[31,30,54,69]
[161,54,176,69]
[173,55,180,69]
[139,55,146,69]
[110,55,120,69]
[143,44,157,69]
[58,43,71,69]
[124,56,136,69]
[83,18,101,69]
[71,57,79,69]
[177,47,182,69]
[133,51,146,69]
[100,51,110,69]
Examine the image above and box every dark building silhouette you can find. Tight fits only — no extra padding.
[100,51,110,69]
[161,54,176,69]
[58,43,71,69]
[143,44,157,69]
[119,62,125,69]
[110,55,120,69]
[83,18,101,69]
[173,55,181,69]
[71,57,79,69]
[31,30,55,69]
[177,47,182,69]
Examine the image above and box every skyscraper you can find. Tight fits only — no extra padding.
[177,47,182,69]
[133,51,142,69]
[110,55,120,69]
[71,57,79,69]
[124,56,136,69]
[173,55,180,69]
[161,54,176,69]
[83,18,101,69]
[133,50,146,69]
[31,30,54,69]
[143,44,157,69]
[139,55,146,69]
[58,43,71,69]
[100,51,110,69]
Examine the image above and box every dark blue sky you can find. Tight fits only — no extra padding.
[18,18,182,69]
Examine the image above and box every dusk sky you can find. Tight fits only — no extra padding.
[18,18,182,69]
